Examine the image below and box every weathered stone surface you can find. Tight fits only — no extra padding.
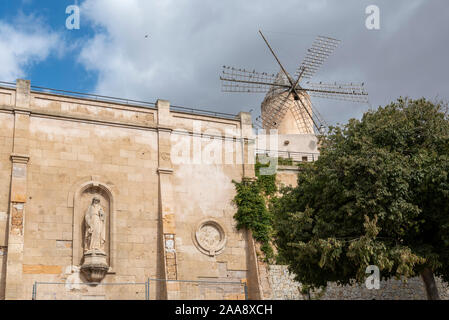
[0,80,256,300]
[10,204,24,236]
[23,265,62,274]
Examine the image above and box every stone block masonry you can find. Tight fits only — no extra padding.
[0,79,259,300]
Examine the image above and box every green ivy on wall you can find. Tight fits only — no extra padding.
[232,158,277,261]
[255,160,277,197]
[277,157,293,166]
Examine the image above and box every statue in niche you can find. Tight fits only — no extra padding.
[81,196,109,283]
[84,196,106,253]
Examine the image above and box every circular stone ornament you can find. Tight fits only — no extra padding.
[193,219,227,256]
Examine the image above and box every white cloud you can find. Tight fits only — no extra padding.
[78,0,329,105]
[77,0,449,125]
[0,15,62,81]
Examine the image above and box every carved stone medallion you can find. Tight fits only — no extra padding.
[193,220,226,256]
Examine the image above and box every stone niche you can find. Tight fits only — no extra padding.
[72,181,115,283]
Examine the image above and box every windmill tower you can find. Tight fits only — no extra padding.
[220,31,369,137]
[261,71,314,134]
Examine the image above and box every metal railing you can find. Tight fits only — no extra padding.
[0,80,240,120]
[31,85,157,109]
[0,81,16,89]
[32,278,248,300]
[171,104,240,120]
[255,149,320,162]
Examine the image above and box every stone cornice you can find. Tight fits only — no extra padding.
[0,106,256,143]
[157,168,174,175]
[10,153,30,164]
[13,109,31,116]
[158,127,173,133]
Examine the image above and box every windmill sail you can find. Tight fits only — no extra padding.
[220,66,287,93]
[220,31,368,135]
[302,81,369,103]
[295,36,340,80]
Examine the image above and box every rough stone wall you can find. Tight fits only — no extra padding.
[276,167,299,188]
[267,265,449,300]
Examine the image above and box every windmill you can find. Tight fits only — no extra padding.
[220,30,369,134]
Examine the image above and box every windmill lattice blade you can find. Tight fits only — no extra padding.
[220,66,285,93]
[303,81,369,103]
[308,98,329,130]
[295,36,340,80]
[260,90,291,129]
[290,97,314,134]
[295,97,327,134]
[254,116,264,129]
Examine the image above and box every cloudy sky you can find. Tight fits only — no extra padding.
[0,0,448,126]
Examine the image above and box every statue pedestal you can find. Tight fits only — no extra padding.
[81,250,108,283]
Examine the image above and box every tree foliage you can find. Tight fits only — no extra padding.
[273,98,449,293]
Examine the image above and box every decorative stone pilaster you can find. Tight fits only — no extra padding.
[163,234,177,280]
[5,154,30,300]
[239,112,255,178]
[15,79,31,110]
[5,80,32,300]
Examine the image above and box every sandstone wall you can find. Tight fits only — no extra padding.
[171,150,248,299]
[276,166,300,188]
[0,81,257,300]
[23,117,160,299]
[158,109,254,300]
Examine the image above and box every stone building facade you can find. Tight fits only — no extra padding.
[0,79,259,300]
[0,79,446,300]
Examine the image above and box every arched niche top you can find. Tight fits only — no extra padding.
[74,180,116,202]
[67,176,118,208]
[72,180,116,274]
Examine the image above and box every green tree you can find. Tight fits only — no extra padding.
[273,98,449,299]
